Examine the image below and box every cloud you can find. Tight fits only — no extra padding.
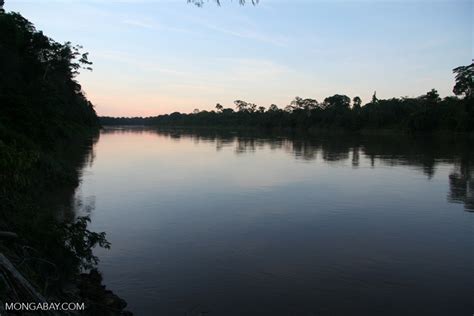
[122,19,155,29]
[179,13,289,47]
[93,50,190,76]
[215,27,287,47]
[122,18,194,34]
[200,21,289,47]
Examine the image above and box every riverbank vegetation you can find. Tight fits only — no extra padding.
[101,64,473,133]
[0,10,126,313]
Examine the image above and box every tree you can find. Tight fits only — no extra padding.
[258,106,266,113]
[352,96,362,109]
[234,100,248,112]
[268,104,279,112]
[248,103,257,113]
[324,94,350,109]
[371,91,378,104]
[422,89,440,103]
[453,63,474,99]
[288,97,319,112]
[215,103,223,112]
[287,97,302,111]
[222,108,234,114]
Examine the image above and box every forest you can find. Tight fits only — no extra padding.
[0,3,472,314]
[0,10,128,314]
[101,66,473,133]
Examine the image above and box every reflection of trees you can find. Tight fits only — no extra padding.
[0,130,103,300]
[235,138,256,154]
[449,156,474,211]
[44,132,100,222]
[352,146,360,167]
[321,141,350,163]
[106,128,474,211]
[289,140,320,161]
[216,138,234,151]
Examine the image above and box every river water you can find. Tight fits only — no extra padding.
[73,127,474,315]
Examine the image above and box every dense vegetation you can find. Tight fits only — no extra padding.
[101,65,473,133]
[0,9,107,300]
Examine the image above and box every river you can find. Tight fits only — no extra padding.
[73,127,474,315]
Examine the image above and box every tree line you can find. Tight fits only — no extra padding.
[101,65,473,132]
[0,10,111,305]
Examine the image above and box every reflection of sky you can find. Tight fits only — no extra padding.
[8,0,473,116]
[73,129,474,315]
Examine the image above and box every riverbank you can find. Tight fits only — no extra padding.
[101,124,474,140]
[0,9,131,314]
[99,92,473,134]
[0,131,132,315]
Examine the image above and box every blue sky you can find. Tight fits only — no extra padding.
[7,0,473,116]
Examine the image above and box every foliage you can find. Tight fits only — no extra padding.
[100,72,474,133]
[0,11,99,149]
[0,10,105,294]
[453,63,473,99]
[57,216,111,270]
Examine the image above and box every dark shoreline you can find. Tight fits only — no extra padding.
[0,131,132,315]
[101,124,474,139]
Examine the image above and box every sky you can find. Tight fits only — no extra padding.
[7,0,473,116]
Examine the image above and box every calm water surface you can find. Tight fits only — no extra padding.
[74,128,474,315]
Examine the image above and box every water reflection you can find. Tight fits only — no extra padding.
[101,127,473,211]
[449,156,474,211]
[84,127,474,316]
[39,132,99,222]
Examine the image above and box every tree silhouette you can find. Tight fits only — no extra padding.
[99,65,473,133]
[324,94,350,109]
[422,89,440,104]
[371,91,378,104]
[234,100,248,112]
[453,63,473,99]
[352,96,362,109]
[268,104,279,112]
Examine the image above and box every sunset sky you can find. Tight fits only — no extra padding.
[8,0,473,117]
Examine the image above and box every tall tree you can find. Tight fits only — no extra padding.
[324,94,350,109]
[352,96,362,109]
[422,89,440,103]
[371,91,378,104]
[268,104,279,112]
[289,97,319,111]
[234,100,248,112]
[453,63,474,99]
